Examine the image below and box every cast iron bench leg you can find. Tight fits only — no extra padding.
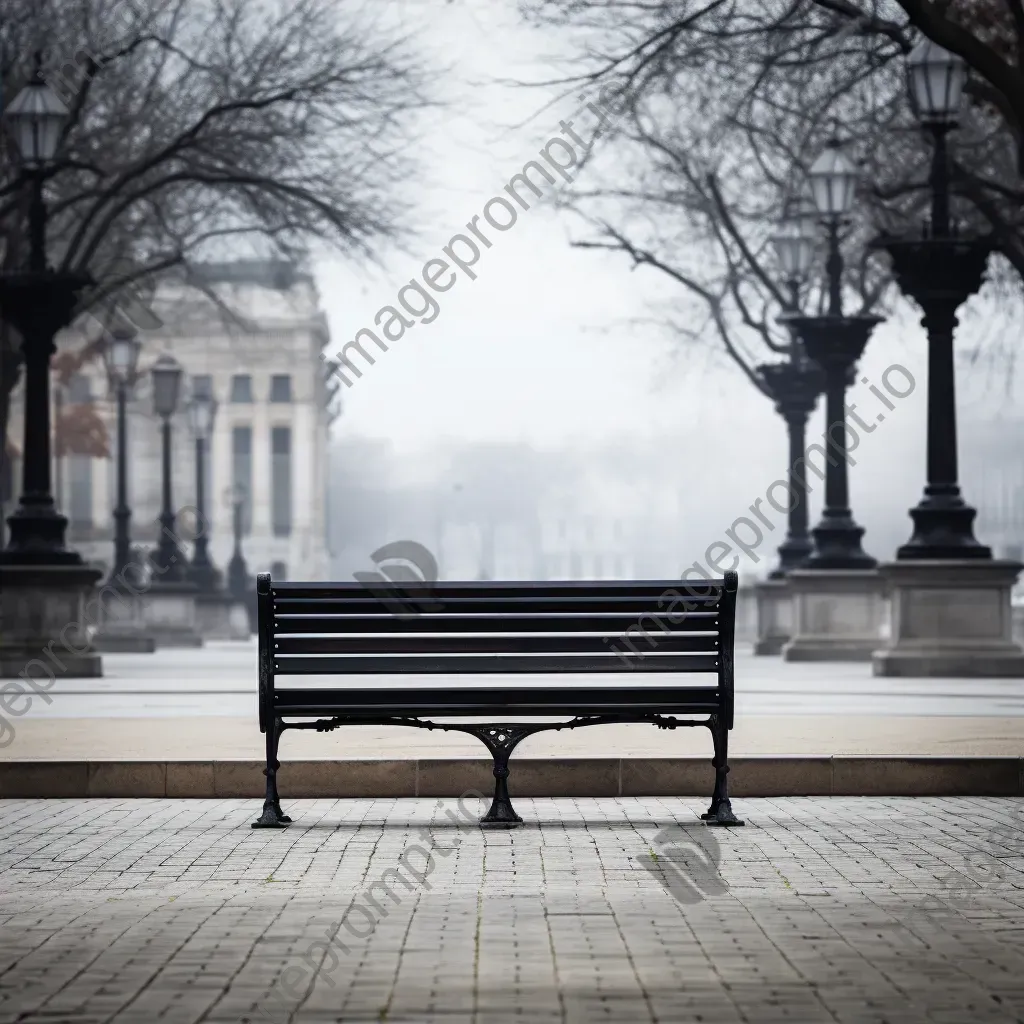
[472,726,533,828]
[252,718,292,828]
[701,716,744,827]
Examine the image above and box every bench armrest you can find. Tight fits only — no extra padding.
[257,572,273,733]
[719,569,738,729]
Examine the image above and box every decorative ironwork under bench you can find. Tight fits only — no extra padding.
[253,572,743,828]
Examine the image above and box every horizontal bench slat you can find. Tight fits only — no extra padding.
[273,653,719,674]
[272,612,719,634]
[272,595,720,615]
[271,580,727,599]
[273,685,722,716]
[273,634,718,655]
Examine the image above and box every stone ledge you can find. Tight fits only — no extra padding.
[0,756,1020,798]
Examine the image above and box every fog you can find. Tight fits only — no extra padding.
[319,0,1023,583]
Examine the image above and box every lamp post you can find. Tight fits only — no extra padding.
[0,55,102,677]
[54,380,64,513]
[187,384,219,590]
[227,481,250,601]
[761,202,825,577]
[226,481,255,633]
[102,326,142,582]
[784,134,881,570]
[0,55,93,565]
[92,326,155,653]
[881,39,992,560]
[150,353,187,580]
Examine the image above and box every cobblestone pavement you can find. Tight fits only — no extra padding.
[0,797,1023,1024]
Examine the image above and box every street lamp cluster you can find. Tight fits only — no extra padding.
[755,39,1022,675]
[110,347,252,597]
[762,37,990,578]
[101,333,249,595]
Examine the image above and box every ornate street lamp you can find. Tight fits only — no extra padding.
[0,55,103,676]
[187,383,219,590]
[807,134,859,317]
[0,55,93,565]
[770,198,818,309]
[878,39,993,559]
[102,326,142,582]
[226,481,254,632]
[150,353,188,579]
[906,38,967,128]
[760,201,825,578]
[784,133,881,570]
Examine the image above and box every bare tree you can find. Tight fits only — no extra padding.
[519,0,1022,386]
[0,0,436,475]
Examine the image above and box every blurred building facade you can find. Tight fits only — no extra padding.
[5,259,338,580]
[326,438,694,582]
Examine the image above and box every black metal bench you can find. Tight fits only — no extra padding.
[253,571,743,828]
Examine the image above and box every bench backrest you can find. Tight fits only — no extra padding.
[257,573,738,728]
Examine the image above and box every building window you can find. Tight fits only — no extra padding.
[230,374,253,403]
[270,560,288,580]
[271,426,292,537]
[68,455,93,526]
[232,426,252,535]
[68,374,93,403]
[192,374,213,400]
[269,374,292,402]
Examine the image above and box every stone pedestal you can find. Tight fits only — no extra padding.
[753,578,791,655]
[873,560,1024,678]
[782,569,887,662]
[229,601,252,638]
[195,591,250,641]
[1013,601,1024,647]
[0,565,104,678]
[91,581,156,653]
[143,581,204,648]
[735,585,757,645]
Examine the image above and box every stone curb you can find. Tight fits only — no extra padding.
[0,757,1021,798]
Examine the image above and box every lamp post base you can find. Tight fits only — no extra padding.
[1,505,84,566]
[195,590,250,641]
[768,536,814,580]
[91,586,156,653]
[142,580,204,648]
[803,518,877,571]
[873,560,1024,677]
[753,578,792,656]
[896,501,992,560]
[782,569,887,662]
[0,564,104,678]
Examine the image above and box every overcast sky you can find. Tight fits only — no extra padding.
[314,0,1020,483]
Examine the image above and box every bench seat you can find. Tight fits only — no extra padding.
[273,685,723,717]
